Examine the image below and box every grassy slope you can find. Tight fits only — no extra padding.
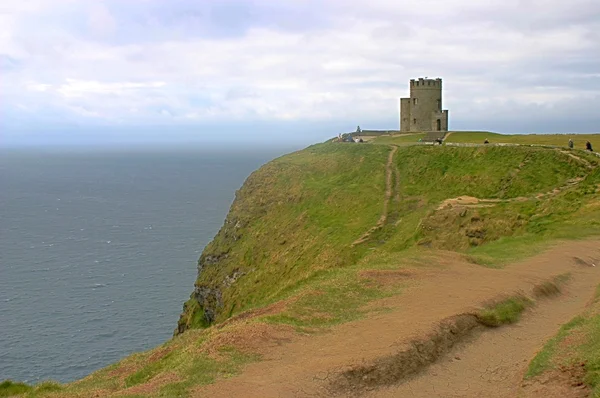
[525,287,600,395]
[6,133,600,397]
[370,133,426,145]
[446,131,600,148]
[379,145,600,257]
[179,143,598,332]
[177,143,391,331]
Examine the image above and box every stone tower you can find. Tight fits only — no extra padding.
[399,78,448,133]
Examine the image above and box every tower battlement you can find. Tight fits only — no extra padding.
[410,78,442,88]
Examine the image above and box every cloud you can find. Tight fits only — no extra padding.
[87,3,117,39]
[53,79,166,97]
[1,0,600,143]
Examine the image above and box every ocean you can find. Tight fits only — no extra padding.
[0,146,287,384]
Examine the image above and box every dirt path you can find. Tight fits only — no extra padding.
[367,265,598,397]
[435,148,596,212]
[195,240,600,398]
[558,150,594,169]
[352,145,398,246]
[437,175,586,211]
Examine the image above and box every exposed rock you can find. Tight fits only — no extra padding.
[465,227,486,239]
[197,252,229,274]
[194,286,224,324]
[222,269,246,288]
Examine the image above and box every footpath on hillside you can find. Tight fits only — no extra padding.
[351,145,399,247]
[196,240,600,398]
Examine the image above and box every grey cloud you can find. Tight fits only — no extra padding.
[39,0,334,45]
[2,0,600,138]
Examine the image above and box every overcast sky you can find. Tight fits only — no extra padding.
[2,0,599,146]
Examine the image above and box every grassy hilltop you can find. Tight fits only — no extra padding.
[5,131,600,397]
[176,133,600,334]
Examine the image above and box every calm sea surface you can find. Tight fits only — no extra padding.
[0,147,286,383]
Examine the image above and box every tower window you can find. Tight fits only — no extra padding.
[413,118,417,124]
[413,98,418,105]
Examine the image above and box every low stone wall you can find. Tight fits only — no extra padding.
[443,142,600,157]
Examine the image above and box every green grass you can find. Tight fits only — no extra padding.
[465,234,552,267]
[523,279,600,396]
[50,344,258,398]
[477,296,533,327]
[0,381,31,397]
[370,133,426,145]
[387,145,597,255]
[395,145,585,201]
[9,136,600,397]
[179,143,392,330]
[446,131,600,149]
[580,317,600,395]
[150,349,259,397]
[353,130,400,136]
[526,316,587,378]
[263,265,403,330]
[524,297,600,396]
[178,142,599,331]
[0,380,62,398]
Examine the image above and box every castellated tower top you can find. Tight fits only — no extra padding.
[410,78,442,88]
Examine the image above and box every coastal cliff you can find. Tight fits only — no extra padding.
[175,139,600,334]
[6,133,600,397]
[175,143,391,333]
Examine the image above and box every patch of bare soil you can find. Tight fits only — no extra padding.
[536,177,585,200]
[559,150,594,169]
[359,269,414,287]
[532,280,562,299]
[439,175,587,211]
[194,240,600,398]
[147,346,174,363]
[520,364,590,398]
[437,195,492,210]
[217,296,295,329]
[332,279,564,395]
[88,362,141,390]
[573,256,597,267]
[113,372,180,397]
[520,310,591,398]
[87,345,175,391]
[437,195,532,211]
[201,322,295,358]
[330,314,481,395]
[104,364,136,381]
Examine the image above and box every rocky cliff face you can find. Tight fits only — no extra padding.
[175,211,247,334]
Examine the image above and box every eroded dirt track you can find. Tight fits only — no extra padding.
[367,263,598,397]
[352,145,397,247]
[194,240,600,398]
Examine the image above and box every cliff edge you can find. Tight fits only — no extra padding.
[175,138,600,334]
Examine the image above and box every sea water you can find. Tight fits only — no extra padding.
[0,146,287,383]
